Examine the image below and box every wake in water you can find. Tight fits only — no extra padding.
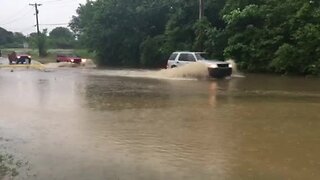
[154,62,209,79]
[84,60,244,81]
[0,59,96,72]
[226,59,245,78]
[153,60,244,80]
[2,56,243,81]
[88,62,210,80]
[43,59,97,70]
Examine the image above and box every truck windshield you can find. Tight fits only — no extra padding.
[195,53,207,60]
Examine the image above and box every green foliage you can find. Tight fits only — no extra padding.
[223,4,267,71]
[0,27,26,48]
[27,33,38,49]
[272,24,320,75]
[193,18,227,59]
[71,0,320,74]
[163,1,197,53]
[140,35,167,68]
[0,26,77,55]
[27,30,48,57]
[39,30,48,57]
[0,0,318,74]
[73,49,96,59]
[70,0,171,66]
[0,154,20,178]
[49,27,76,49]
[0,27,14,47]
[222,0,320,74]
[71,0,226,67]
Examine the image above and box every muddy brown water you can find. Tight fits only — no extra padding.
[0,66,320,179]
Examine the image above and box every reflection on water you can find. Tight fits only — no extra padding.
[0,69,320,179]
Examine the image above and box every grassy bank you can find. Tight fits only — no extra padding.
[0,154,19,178]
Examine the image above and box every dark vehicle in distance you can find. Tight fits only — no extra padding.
[56,54,82,64]
[17,54,32,64]
[8,52,32,64]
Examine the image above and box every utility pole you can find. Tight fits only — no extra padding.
[29,3,42,56]
[199,0,204,20]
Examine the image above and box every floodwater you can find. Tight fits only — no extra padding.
[0,59,320,179]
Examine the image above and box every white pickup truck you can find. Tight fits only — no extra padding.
[167,51,232,78]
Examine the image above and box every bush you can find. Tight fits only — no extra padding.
[140,36,168,68]
[74,49,96,59]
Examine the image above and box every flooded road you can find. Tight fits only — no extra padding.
[0,62,320,179]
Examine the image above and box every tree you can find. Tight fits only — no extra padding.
[49,27,76,49]
[0,27,26,48]
[70,0,171,66]
[28,29,48,56]
[0,27,14,46]
[70,0,320,75]
[223,0,320,74]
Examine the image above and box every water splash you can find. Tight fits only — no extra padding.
[43,59,97,70]
[154,62,209,80]
[81,59,97,68]
[226,59,245,78]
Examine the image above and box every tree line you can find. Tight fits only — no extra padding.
[0,27,26,48]
[70,0,320,75]
[0,27,76,51]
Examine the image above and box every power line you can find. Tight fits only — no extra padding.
[0,7,32,26]
[43,1,82,8]
[40,23,69,26]
[39,0,62,3]
[39,0,81,3]
[0,5,30,23]
[38,0,79,5]
[16,26,36,33]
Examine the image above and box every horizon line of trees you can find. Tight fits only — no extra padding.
[70,0,320,75]
[0,26,77,50]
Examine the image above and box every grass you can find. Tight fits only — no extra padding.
[0,154,20,178]
[0,137,31,179]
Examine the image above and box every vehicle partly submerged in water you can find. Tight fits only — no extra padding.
[166,51,232,78]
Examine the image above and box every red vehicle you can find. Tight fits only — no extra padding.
[17,54,32,64]
[56,54,82,64]
[8,52,32,64]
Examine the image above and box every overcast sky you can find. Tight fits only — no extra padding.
[0,0,87,35]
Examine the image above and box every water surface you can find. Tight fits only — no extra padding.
[0,67,320,179]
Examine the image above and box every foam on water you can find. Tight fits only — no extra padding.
[153,62,209,80]
[50,60,241,81]
[43,59,97,69]
[82,62,209,81]
[226,59,245,78]
[153,60,245,80]
[1,57,243,80]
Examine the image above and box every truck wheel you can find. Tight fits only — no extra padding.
[18,58,25,64]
